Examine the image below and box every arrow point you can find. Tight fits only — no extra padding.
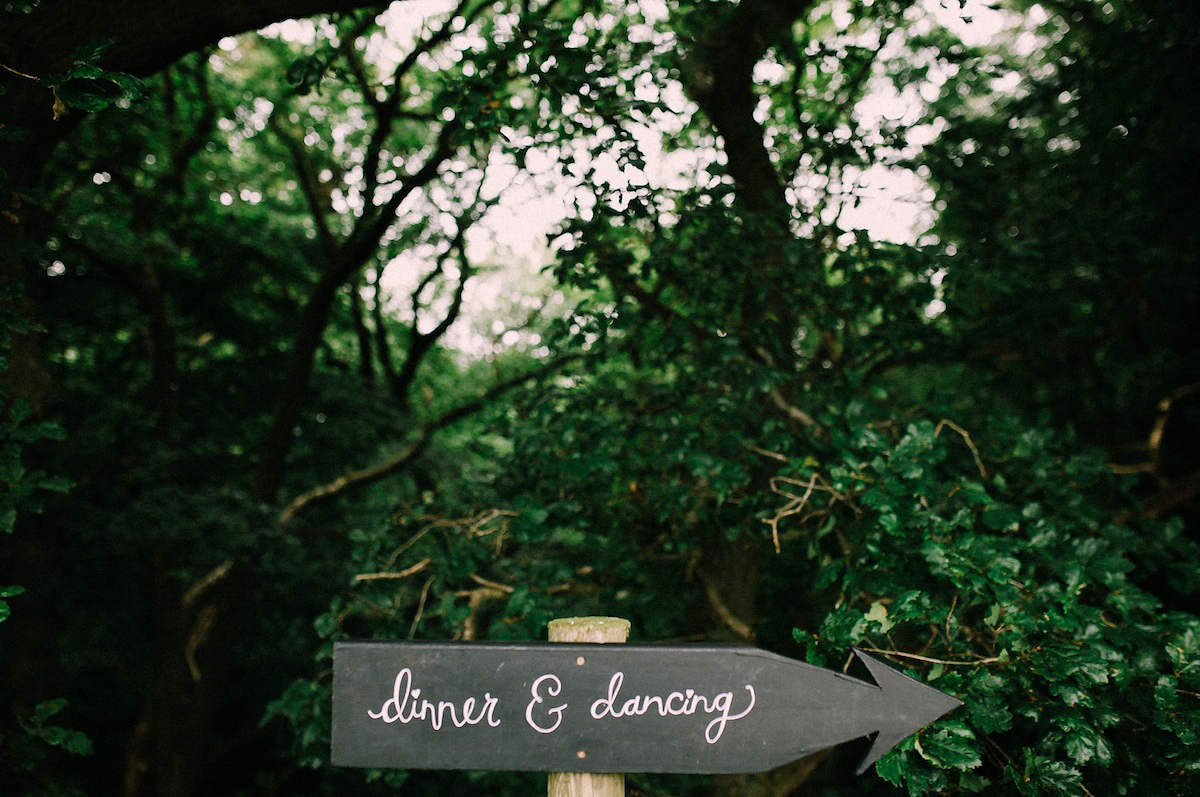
[851,649,963,774]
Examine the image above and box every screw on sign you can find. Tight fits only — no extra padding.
[331,618,962,788]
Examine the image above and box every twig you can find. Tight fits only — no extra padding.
[764,473,818,553]
[764,471,862,552]
[384,524,435,569]
[185,605,218,681]
[745,443,790,463]
[935,419,988,479]
[768,387,819,430]
[0,62,39,81]
[859,647,1000,667]
[700,577,756,643]
[469,573,514,594]
[408,576,435,639]
[182,560,234,609]
[354,558,431,582]
[468,509,517,555]
[772,474,857,508]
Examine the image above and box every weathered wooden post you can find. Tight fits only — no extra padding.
[547,617,631,797]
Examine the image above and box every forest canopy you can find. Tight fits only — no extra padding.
[1,1,1198,796]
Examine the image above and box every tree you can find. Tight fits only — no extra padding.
[2,1,1198,796]
[273,1,1200,795]
[3,3,577,795]
[909,0,1200,522]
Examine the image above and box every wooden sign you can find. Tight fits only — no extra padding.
[331,641,962,774]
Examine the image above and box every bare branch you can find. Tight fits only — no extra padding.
[347,120,460,271]
[408,576,435,638]
[354,558,431,582]
[768,387,820,430]
[277,353,582,525]
[935,419,989,480]
[278,434,432,526]
[255,118,460,501]
[348,279,377,383]
[359,0,484,202]
[764,473,817,553]
[390,177,496,406]
[469,573,515,594]
[182,560,235,609]
[184,605,218,682]
[372,265,399,384]
[700,576,756,643]
[858,647,1001,667]
[266,109,339,259]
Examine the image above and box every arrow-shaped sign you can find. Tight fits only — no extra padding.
[332,641,961,774]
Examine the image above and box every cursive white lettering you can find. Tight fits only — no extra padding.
[525,673,568,734]
[589,672,755,743]
[367,668,500,729]
[703,686,756,743]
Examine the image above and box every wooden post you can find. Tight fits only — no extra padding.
[547,617,631,797]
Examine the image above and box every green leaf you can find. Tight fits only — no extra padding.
[982,504,1020,531]
[30,698,68,724]
[917,721,981,771]
[865,600,895,632]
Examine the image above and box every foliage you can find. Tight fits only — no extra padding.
[794,416,1200,795]
[9,699,93,765]
[43,41,147,120]
[905,0,1200,449]
[1,0,1197,796]
[0,294,69,620]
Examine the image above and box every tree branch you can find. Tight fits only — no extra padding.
[345,119,460,273]
[277,353,582,525]
[390,179,492,407]
[278,434,432,526]
[678,0,813,218]
[348,278,376,384]
[4,0,392,79]
[371,265,399,385]
[267,109,339,259]
[253,116,461,501]
[358,0,484,205]
[166,52,218,197]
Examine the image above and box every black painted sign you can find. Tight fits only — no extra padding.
[331,641,961,774]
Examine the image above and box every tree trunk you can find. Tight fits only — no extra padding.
[677,4,824,796]
[124,554,244,797]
